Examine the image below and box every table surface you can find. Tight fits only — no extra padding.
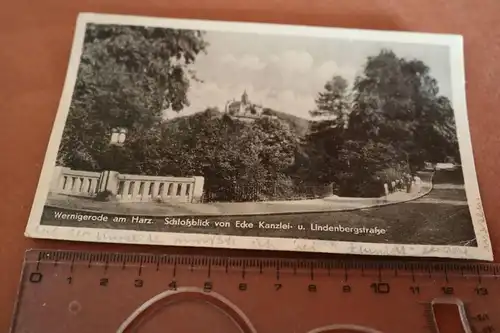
[1,0,500,331]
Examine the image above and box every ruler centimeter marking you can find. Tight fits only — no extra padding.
[27,249,500,274]
[9,249,500,333]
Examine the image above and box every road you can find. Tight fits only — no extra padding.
[41,169,477,246]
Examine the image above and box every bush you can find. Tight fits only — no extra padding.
[335,165,412,198]
[290,183,333,199]
[338,175,385,197]
[94,190,115,202]
[201,178,334,202]
[375,166,412,192]
[154,196,164,203]
[376,167,404,184]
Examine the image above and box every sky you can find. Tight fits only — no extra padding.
[164,29,452,120]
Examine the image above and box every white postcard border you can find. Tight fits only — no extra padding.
[24,12,493,261]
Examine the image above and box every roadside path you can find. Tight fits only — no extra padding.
[42,169,475,246]
[46,172,433,216]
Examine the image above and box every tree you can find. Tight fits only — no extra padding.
[309,75,351,131]
[348,49,460,172]
[336,139,404,196]
[301,49,461,197]
[57,23,207,171]
[299,75,351,190]
[116,107,299,202]
[177,114,298,202]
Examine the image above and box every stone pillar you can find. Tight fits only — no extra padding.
[50,166,68,193]
[121,181,131,202]
[166,183,174,197]
[59,175,68,192]
[73,178,82,194]
[151,182,159,200]
[132,181,141,201]
[137,182,145,201]
[98,171,120,195]
[191,176,205,203]
[89,179,97,195]
[82,178,90,194]
[143,182,151,201]
[164,183,171,200]
[178,183,184,198]
[180,183,188,202]
[414,176,422,194]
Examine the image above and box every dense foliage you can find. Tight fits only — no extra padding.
[303,50,460,197]
[57,25,461,200]
[57,24,207,170]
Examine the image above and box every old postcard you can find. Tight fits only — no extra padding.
[25,12,493,260]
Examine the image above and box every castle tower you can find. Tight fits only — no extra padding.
[241,90,249,105]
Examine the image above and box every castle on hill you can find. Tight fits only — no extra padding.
[224,90,276,122]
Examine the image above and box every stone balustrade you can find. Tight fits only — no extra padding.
[50,167,101,197]
[115,173,203,203]
[49,167,204,203]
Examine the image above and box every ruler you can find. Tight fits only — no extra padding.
[8,249,500,333]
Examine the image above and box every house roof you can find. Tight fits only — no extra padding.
[227,101,241,109]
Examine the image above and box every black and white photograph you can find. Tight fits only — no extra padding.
[25,13,492,260]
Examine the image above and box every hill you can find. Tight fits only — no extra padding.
[262,108,311,137]
[164,107,311,138]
